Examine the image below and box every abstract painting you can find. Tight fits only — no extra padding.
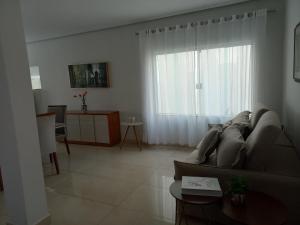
[68,62,109,88]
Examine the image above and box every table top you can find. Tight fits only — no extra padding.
[36,112,56,118]
[121,122,143,126]
[169,181,221,206]
[66,110,119,115]
[222,191,287,225]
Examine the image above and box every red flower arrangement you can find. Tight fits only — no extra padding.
[74,91,88,112]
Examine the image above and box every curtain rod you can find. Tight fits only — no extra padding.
[135,9,277,36]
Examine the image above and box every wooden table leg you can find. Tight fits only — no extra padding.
[201,207,213,225]
[120,126,130,149]
[141,125,144,149]
[0,168,3,191]
[64,136,71,155]
[178,203,183,225]
[181,203,189,225]
[133,126,142,151]
[50,154,53,164]
[175,199,180,225]
[52,152,60,175]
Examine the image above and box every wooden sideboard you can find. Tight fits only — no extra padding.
[66,111,121,146]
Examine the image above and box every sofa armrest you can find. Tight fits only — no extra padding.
[174,160,300,224]
[174,160,300,192]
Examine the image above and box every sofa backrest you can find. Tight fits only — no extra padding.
[245,111,300,177]
[250,103,270,130]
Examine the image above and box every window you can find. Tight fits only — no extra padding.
[30,66,42,90]
[155,45,252,116]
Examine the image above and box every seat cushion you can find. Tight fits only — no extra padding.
[197,128,220,163]
[217,126,246,169]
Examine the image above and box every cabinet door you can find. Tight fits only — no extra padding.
[79,115,95,142]
[94,115,110,144]
[66,115,81,141]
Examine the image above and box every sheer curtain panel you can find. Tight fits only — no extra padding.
[139,10,267,146]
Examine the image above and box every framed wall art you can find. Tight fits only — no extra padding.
[68,62,110,88]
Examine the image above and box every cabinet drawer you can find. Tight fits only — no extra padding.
[79,115,95,142]
[66,115,81,141]
[94,115,110,144]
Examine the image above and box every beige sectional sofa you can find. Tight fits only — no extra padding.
[174,107,300,225]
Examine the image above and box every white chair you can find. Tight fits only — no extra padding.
[37,113,59,174]
[48,105,70,155]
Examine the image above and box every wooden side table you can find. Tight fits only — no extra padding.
[120,122,143,150]
[222,191,287,225]
[169,181,221,225]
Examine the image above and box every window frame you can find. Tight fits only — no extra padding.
[29,66,42,90]
[154,43,253,116]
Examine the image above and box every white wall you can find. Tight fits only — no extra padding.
[282,0,300,152]
[0,0,49,224]
[27,0,285,123]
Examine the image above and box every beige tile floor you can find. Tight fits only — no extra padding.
[0,143,209,225]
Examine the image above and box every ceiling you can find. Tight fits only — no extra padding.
[21,0,249,43]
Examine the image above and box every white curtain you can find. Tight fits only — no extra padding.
[139,10,267,146]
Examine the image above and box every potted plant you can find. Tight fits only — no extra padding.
[73,91,88,112]
[229,176,248,206]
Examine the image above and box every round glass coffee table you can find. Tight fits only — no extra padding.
[169,180,221,225]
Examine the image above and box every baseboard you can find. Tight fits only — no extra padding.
[6,214,51,225]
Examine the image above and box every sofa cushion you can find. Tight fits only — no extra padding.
[207,150,217,165]
[185,149,201,164]
[217,126,246,169]
[184,149,217,166]
[232,111,251,124]
[223,111,251,138]
[250,104,269,130]
[197,128,220,163]
[231,123,251,140]
[246,111,282,171]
